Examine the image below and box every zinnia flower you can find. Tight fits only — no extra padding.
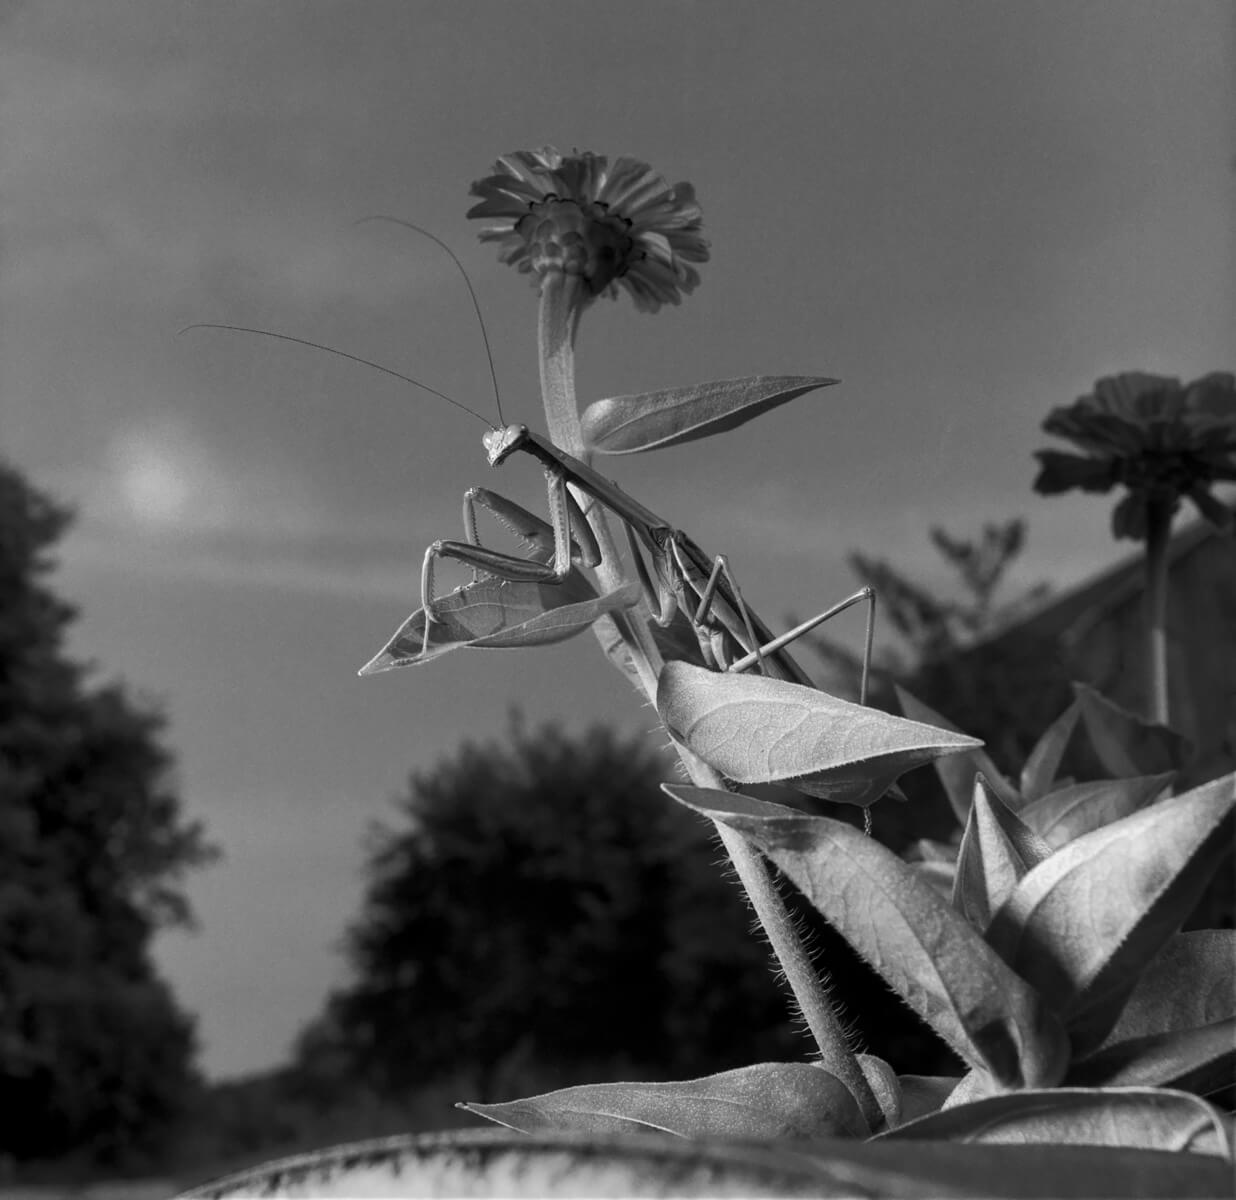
[467,147,709,312]
[1033,371,1236,540]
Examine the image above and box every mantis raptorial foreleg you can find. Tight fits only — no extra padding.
[421,467,600,653]
[423,427,879,704]
[458,483,599,578]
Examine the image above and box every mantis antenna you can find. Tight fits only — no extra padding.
[176,324,496,430]
[181,219,511,430]
[352,216,506,427]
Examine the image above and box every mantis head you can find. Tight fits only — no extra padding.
[483,424,531,468]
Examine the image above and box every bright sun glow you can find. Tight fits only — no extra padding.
[111,432,196,527]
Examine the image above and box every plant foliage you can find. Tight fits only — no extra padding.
[0,459,217,1164]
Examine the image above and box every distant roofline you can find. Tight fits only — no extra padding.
[971,515,1225,651]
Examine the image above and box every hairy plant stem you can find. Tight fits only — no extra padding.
[535,272,873,1114]
[1143,495,1173,726]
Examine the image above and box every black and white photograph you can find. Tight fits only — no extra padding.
[2,2,1233,1196]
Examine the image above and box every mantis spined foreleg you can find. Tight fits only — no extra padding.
[422,422,877,700]
[420,471,600,647]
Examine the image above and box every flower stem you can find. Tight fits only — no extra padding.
[1143,495,1173,726]
[705,781,875,1116]
[535,272,872,1116]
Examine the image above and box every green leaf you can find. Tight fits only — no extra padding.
[460,1062,869,1141]
[880,1087,1232,1159]
[662,786,1069,1088]
[659,664,982,807]
[1100,931,1236,1044]
[581,376,838,455]
[358,580,639,673]
[1018,773,1175,848]
[893,685,1019,821]
[952,778,1052,929]
[1065,1018,1236,1095]
[1019,698,1081,803]
[469,583,641,647]
[1073,683,1193,777]
[985,774,1236,1053]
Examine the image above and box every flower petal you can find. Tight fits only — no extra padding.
[1032,450,1117,495]
[469,148,709,312]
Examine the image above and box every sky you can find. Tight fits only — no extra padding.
[3,1,1232,1080]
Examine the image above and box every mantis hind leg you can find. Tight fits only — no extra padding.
[711,578,879,836]
[726,587,878,704]
[689,553,769,677]
[681,542,878,702]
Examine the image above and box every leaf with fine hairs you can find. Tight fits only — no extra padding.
[1019,697,1081,802]
[879,1087,1232,1159]
[658,664,982,807]
[985,774,1236,1054]
[1017,773,1175,848]
[893,685,1018,821]
[1065,1018,1236,1095]
[952,778,1052,930]
[460,1063,870,1141]
[581,376,838,455]
[1073,683,1193,776]
[357,579,639,673]
[661,786,1069,1089]
[1099,931,1236,1045]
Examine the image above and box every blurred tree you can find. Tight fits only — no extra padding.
[317,717,815,1100]
[0,459,217,1165]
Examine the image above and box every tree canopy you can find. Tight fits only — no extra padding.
[316,717,814,1099]
[0,459,216,1164]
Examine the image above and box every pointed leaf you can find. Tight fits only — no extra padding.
[659,664,982,807]
[942,1067,1000,1109]
[662,785,1069,1088]
[1101,931,1236,1044]
[581,375,838,455]
[358,579,639,673]
[985,774,1236,1053]
[460,1063,869,1141]
[880,1088,1231,1159]
[1066,1018,1236,1094]
[894,685,1019,820]
[1018,773,1175,848]
[470,583,640,647]
[952,778,1053,929]
[1074,683,1193,776]
[1020,698,1081,802]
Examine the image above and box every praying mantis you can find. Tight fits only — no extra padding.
[186,224,876,697]
[432,418,875,692]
